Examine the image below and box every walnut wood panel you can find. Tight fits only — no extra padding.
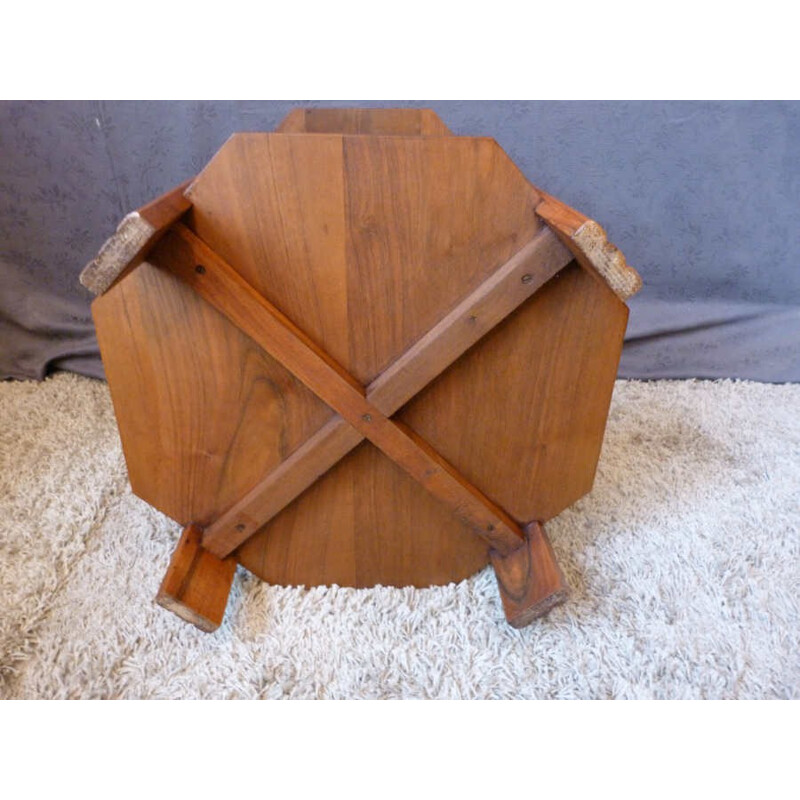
[185,133,543,385]
[91,262,334,525]
[276,108,452,135]
[398,261,629,522]
[92,129,631,592]
[341,135,543,383]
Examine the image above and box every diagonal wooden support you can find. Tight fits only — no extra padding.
[83,118,638,633]
[150,223,556,558]
[147,222,574,626]
[156,524,237,632]
[148,223,573,558]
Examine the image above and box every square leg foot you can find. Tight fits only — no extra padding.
[156,524,237,632]
[489,521,569,628]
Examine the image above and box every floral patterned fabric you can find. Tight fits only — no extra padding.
[1,101,798,381]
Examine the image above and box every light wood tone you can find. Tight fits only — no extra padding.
[79,181,192,296]
[151,224,527,556]
[490,522,569,627]
[534,190,642,300]
[203,226,572,557]
[276,107,451,135]
[156,524,237,632]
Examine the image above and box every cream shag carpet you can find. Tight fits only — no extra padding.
[1,373,798,699]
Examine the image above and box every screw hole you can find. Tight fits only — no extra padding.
[195,265,206,275]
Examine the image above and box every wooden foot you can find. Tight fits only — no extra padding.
[156,524,237,632]
[489,521,569,628]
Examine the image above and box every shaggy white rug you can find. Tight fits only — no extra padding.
[1,373,798,699]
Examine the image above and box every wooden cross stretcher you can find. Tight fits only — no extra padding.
[81,109,641,632]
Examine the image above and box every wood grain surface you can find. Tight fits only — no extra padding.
[92,261,335,526]
[202,226,573,557]
[153,224,527,557]
[275,107,452,135]
[185,134,543,384]
[399,260,629,522]
[156,524,237,632]
[93,131,630,590]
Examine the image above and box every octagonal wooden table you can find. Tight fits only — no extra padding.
[80,108,641,632]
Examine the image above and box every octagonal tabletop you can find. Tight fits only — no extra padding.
[92,116,628,588]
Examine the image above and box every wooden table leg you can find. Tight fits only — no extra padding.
[490,522,569,627]
[156,524,237,633]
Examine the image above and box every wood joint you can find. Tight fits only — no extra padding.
[534,190,642,301]
[147,223,573,560]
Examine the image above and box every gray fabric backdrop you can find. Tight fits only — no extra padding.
[1,101,798,382]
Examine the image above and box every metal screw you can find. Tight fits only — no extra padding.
[362,413,372,422]
[521,274,532,284]
[235,523,246,532]
[487,523,495,531]
[195,265,206,275]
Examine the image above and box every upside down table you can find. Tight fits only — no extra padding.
[80,108,641,632]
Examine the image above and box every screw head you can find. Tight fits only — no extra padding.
[235,523,246,532]
[195,265,206,275]
[362,413,372,422]
[521,274,532,284]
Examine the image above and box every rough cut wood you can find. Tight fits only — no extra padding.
[535,190,642,301]
[152,224,528,557]
[202,226,573,557]
[276,107,452,135]
[156,524,237,632]
[490,521,569,627]
[79,181,192,296]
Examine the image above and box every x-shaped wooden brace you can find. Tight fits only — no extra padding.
[82,176,640,632]
[145,220,576,628]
